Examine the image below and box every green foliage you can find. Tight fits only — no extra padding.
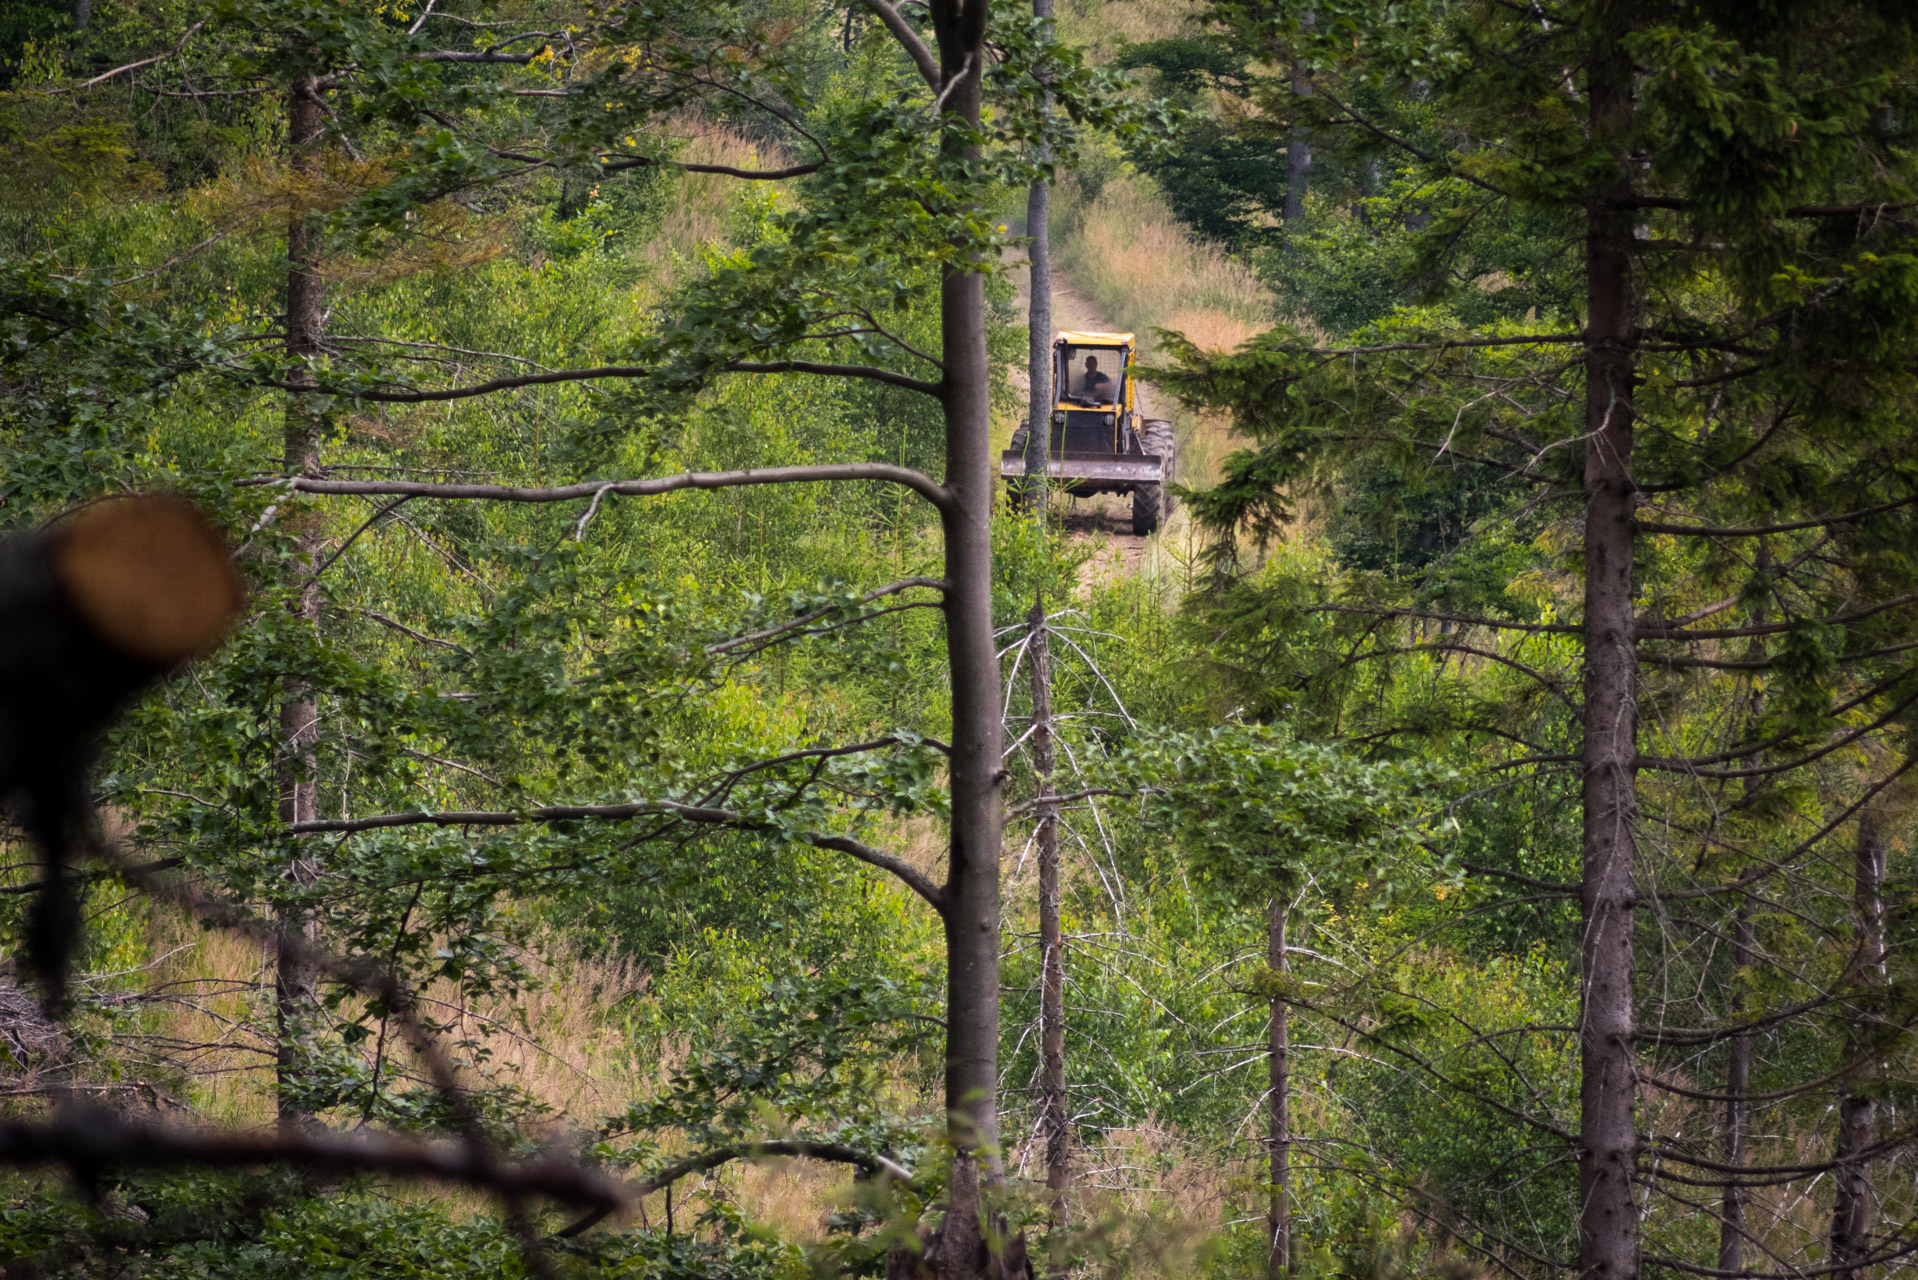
[1126,726,1446,900]
[604,971,938,1169]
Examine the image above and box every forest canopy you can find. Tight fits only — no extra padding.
[1,2,1916,1280]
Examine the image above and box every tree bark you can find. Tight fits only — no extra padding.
[1022,0,1053,511]
[1578,14,1639,1280]
[928,3,1004,1274]
[1721,542,1768,1275]
[72,0,90,33]
[1283,12,1312,223]
[1028,600,1069,1224]
[1267,896,1290,1280]
[1718,907,1752,1275]
[276,73,326,1131]
[1831,810,1887,1280]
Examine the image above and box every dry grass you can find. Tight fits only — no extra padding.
[142,909,276,1126]
[1062,0,1201,62]
[131,915,868,1240]
[639,122,791,290]
[1057,176,1272,360]
[1050,173,1273,510]
[451,934,651,1121]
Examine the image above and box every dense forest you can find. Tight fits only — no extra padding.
[1,1,1917,1278]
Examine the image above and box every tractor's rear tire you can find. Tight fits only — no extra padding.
[1132,418,1177,535]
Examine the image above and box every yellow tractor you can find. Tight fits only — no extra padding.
[1003,331,1177,535]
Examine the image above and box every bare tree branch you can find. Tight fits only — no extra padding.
[859,0,942,90]
[257,356,939,402]
[722,359,942,396]
[1638,589,1918,640]
[289,801,947,913]
[1304,604,1583,635]
[1636,492,1918,537]
[53,21,204,92]
[707,578,949,656]
[241,463,953,516]
[0,1109,623,1210]
[601,155,823,180]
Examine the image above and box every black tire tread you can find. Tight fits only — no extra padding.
[1132,419,1177,534]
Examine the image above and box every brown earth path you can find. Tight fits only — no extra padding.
[1006,254,1159,585]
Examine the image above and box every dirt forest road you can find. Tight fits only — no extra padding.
[1008,255,1161,584]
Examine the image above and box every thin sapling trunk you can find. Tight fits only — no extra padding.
[277,72,326,1128]
[1267,896,1290,1280]
[1022,0,1053,509]
[1027,601,1069,1222]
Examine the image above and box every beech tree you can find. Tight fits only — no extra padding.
[0,1,1153,1274]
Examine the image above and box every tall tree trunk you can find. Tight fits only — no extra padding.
[1283,12,1312,222]
[1720,542,1768,1274]
[1022,0,1053,509]
[1026,0,1064,1236]
[1028,600,1069,1226]
[72,0,90,33]
[276,73,326,1130]
[1267,897,1290,1280]
[1578,15,1639,1280]
[1831,811,1887,1280]
[929,3,1004,1273]
[1718,908,1752,1274]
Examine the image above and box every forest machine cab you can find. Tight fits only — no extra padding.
[1002,331,1176,535]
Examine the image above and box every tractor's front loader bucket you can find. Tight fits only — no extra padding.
[999,449,1166,484]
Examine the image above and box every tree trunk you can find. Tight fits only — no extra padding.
[1578,15,1639,1280]
[276,73,326,1130]
[72,0,90,33]
[1026,1,1061,1222]
[1028,600,1069,1226]
[1718,907,1752,1274]
[1721,542,1769,1274]
[1267,896,1290,1280]
[929,3,1004,1273]
[1283,12,1312,222]
[1022,0,1053,510]
[1831,810,1887,1280]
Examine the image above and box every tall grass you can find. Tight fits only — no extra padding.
[1054,175,1272,360]
[1052,172,1274,504]
[1061,0,1201,62]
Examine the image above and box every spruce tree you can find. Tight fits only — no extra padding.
[1154,2,1918,1274]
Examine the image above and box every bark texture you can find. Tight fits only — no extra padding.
[1028,601,1069,1218]
[1283,11,1311,222]
[1718,908,1753,1275]
[1267,897,1291,1280]
[1022,0,1053,507]
[1720,542,1768,1275]
[928,3,1005,1275]
[1578,14,1639,1280]
[1025,3,1060,1211]
[1830,811,1887,1280]
[276,74,326,1129]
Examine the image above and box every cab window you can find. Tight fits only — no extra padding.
[1060,346,1123,406]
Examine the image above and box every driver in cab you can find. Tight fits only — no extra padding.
[1078,355,1114,403]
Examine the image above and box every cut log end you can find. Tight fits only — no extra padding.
[53,496,244,667]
